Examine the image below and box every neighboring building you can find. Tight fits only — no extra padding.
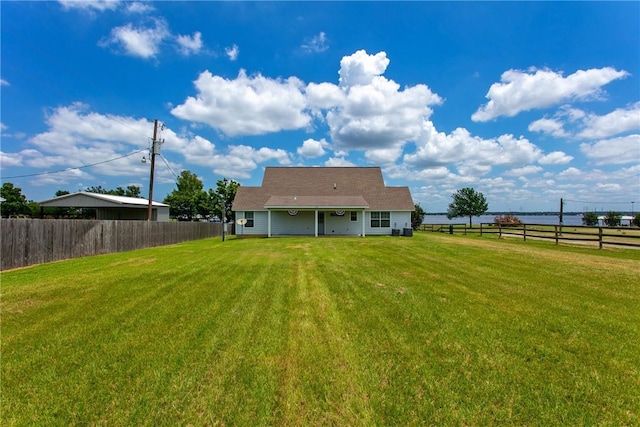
[232,167,414,237]
[38,192,170,221]
[597,215,635,226]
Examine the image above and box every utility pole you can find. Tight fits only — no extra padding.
[559,198,564,236]
[221,177,228,242]
[147,119,159,221]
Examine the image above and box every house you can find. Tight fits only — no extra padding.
[232,167,414,237]
[38,192,170,221]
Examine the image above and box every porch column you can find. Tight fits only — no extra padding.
[362,210,366,237]
[268,210,272,237]
[314,210,318,237]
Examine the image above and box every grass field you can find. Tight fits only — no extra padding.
[2,233,639,425]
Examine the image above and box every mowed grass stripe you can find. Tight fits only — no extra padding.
[2,233,639,425]
[275,245,375,425]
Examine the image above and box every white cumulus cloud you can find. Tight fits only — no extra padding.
[126,2,154,14]
[505,165,543,176]
[324,50,443,151]
[338,50,390,88]
[100,18,169,59]
[298,138,329,158]
[225,44,239,61]
[404,121,542,176]
[528,118,568,138]
[576,102,640,139]
[176,31,203,56]
[472,67,629,122]
[301,32,329,53]
[59,0,120,12]
[171,69,310,137]
[324,157,355,167]
[538,151,573,165]
[580,134,640,165]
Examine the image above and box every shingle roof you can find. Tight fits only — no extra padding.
[232,167,414,211]
[264,195,369,209]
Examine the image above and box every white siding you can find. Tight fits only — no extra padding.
[236,211,269,235]
[324,212,360,235]
[365,211,412,235]
[237,210,411,237]
[271,211,315,235]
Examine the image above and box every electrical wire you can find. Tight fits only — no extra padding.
[159,154,179,181]
[1,148,148,180]
[2,28,172,179]
[564,198,635,205]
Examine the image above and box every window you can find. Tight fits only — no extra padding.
[350,211,358,221]
[245,211,254,227]
[381,212,390,227]
[370,211,390,228]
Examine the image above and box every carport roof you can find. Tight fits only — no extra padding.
[39,192,169,208]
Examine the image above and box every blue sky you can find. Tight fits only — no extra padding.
[2,1,639,213]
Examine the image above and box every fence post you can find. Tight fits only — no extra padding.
[554,225,559,245]
[499,224,502,238]
[480,222,483,236]
[599,227,603,249]
[523,224,527,242]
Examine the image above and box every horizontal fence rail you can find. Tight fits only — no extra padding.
[419,222,640,249]
[0,219,229,270]
[418,223,478,235]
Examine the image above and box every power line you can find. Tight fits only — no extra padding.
[159,154,179,181]
[564,198,634,205]
[1,148,148,180]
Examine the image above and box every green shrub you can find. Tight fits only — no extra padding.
[603,211,621,227]
[582,211,599,226]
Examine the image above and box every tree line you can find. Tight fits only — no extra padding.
[0,170,237,221]
[4,180,637,227]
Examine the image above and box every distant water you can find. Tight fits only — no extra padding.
[423,214,584,226]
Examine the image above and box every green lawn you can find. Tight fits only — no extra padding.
[2,233,639,426]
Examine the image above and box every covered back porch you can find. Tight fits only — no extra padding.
[264,195,369,237]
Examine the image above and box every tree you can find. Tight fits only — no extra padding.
[581,211,599,226]
[446,187,488,227]
[603,211,621,227]
[85,185,109,194]
[124,185,142,198]
[86,185,141,198]
[0,182,31,217]
[633,214,640,227]
[163,170,208,221]
[411,204,426,230]
[209,178,240,222]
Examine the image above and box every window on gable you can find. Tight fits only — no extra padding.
[371,211,390,228]
[245,211,254,227]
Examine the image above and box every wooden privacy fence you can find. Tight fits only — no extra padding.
[418,222,640,249]
[0,219,229,270]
